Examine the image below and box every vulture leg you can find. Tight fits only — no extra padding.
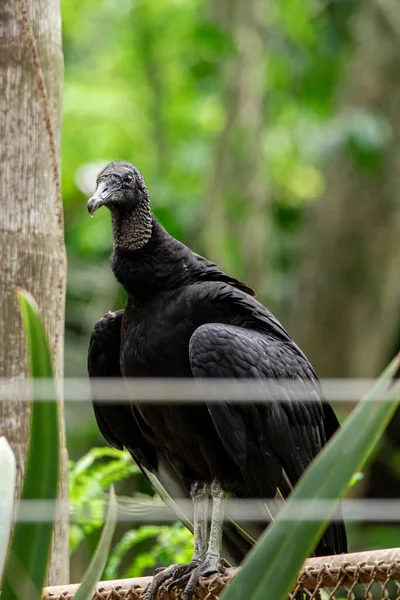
[207,479,227,559]
[169,480,226,600]
[144,482,210,600]
[191,481,209,561]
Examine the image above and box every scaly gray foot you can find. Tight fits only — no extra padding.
[144,561,200,600]
[168,554,225,600]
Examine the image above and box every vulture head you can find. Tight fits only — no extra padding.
[88,161,153,251]
[87,161,149,216]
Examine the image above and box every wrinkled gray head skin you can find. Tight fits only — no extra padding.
[87,161,149,216]
[88,161,153,251]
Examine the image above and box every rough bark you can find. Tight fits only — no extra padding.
[202,0,269,293]
[289,2,400,378]
[0,0,69,585]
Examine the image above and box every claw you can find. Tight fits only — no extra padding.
[182,555,225,600]
[144,561,200,600]
[168,571,191,593]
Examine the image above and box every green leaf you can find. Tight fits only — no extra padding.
[73,486,118,600]
[1,290,59,600]
[349,471,364,487]
[69,447,138,553]
[0,438,16,581]
[222,354,400,600]
[105,525,161,580]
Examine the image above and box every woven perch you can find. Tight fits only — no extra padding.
[43,548,400,600]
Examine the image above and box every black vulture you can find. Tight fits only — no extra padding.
[87,161,347,600]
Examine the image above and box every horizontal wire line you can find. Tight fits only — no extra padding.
[0,377,393,403]
[5,498,400,522]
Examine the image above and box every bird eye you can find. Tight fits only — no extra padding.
[125,174,133,183]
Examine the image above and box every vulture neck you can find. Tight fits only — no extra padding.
[111,218,191,298]
[111,198,153,252]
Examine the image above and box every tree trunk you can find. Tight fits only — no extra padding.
[288,1,400,378]
[0,0,69,585]
[202,0,269,293]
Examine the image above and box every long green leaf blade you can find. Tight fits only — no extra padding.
[222,354,400,600]
[73,486,118,600]
[1,290,59,600]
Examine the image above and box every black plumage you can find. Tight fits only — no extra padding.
[87,161,347,599]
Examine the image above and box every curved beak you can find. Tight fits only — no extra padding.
[87,181,111,215]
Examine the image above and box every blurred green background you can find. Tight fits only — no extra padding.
[61,0,400,583]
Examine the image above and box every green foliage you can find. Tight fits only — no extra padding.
[70,447,138,551]
[69,446,193,578]
[1,291,60,600]
[221,355,400,600]
[105,523,193,579]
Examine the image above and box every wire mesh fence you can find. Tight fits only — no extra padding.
[0,377,392,403]
[43,548,400,600]
[4,498,400,523]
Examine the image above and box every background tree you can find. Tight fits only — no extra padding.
[202,0,269,293]
[0,0,69,584]
[289,1,400,379]
[287,1,400,524]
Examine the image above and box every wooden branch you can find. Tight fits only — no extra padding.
[43,548,400,600]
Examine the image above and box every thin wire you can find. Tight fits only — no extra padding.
[0,377,393,403]
[5,498,400,523]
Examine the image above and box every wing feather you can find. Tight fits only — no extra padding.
[189,321,347,555]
